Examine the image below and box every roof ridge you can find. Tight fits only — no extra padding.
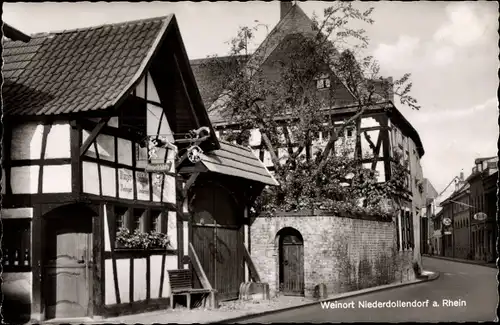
[29,14,173,38]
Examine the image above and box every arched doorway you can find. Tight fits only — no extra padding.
[278,227,304,296]
[190,181,244,301]
[43,203,95,319]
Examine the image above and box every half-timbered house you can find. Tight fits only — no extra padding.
[1,15,277,322]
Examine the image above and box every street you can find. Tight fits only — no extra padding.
[233,257,498,323]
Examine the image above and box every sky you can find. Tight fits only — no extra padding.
[3,1,499,193]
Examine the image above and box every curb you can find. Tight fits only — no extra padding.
[210,271,440,324]
[423,255,498,269]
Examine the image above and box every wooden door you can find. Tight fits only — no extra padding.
[44,213,92,319]
[215,226,242,300]
[191,183,244,301]
[280,233,304,296]
[192,224,216,289]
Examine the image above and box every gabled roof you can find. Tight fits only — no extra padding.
[190,4,316,112]
[3,16,173,116]
[196,141,279,186]
[190,4,358,124]
[423,178,438,200]
[440,182,470,206]
[244,4,316,73]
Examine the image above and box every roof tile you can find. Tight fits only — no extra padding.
[3,15,173,116]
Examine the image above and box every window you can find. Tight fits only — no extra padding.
[346,128,354,138]
[115,206,128,231]
[2,219,31,271]
[132,209,146,232]
[149,211,165,233]
[399,210,414,250]
[316,76,331,89]
[119,98,147,137]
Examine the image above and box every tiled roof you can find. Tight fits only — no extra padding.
[2,15,173,116]
[190,55,249,112]
[190,4,317,124]
[199,140,279,186]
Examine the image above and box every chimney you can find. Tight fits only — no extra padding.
[281,1,294,20]
[460,171,464,181]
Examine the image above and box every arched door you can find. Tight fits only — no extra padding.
[191,182,244,301]
[44,204,94,319]
[279,228,304,296]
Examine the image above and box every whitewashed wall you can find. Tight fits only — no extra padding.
[10,121,72,194]
[81,135,175,204]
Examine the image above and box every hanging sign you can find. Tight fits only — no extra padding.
[118,169,133,199]
[136,171,150,200]
[145,161,172,173]
[442,218,452,226]
[474,212,487,221]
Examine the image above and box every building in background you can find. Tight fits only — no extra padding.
[483,169,498,263]
[466,156,498,262]
[428,173,464,256]
[440,182,470,259]
[421,178,438,255]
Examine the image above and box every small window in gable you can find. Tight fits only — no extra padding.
[316,74,331,90]
[119,97,147,138]
[346,127,354,138]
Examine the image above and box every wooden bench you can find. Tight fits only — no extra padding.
[168,269,216,309]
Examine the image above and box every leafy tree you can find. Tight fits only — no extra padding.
[203,3,419,217]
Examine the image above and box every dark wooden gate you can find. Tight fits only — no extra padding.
[279,229,304,296]
[191,183,244,301]
[44,205,93,319]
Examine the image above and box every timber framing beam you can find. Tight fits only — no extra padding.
[80,116,111,157]
[173,53,200,127]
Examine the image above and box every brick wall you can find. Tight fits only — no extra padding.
[251,212,415,298]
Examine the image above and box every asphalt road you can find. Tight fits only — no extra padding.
[235,257,498,323]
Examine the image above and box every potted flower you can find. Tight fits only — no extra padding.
[116,227,171,250]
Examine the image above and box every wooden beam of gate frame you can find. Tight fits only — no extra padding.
[80,116,111,156]
[182,172,200,200]
[241,241,261,283]
[188,243,213,290]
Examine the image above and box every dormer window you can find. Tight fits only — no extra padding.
[346,127,354,138]
[316,74,331,89]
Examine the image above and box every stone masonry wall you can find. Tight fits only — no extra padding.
[251,213,415,298]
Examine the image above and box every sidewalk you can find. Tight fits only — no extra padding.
[423,254,497,269]
[94,270,439,324]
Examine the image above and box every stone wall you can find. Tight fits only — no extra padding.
[250,212,415,298]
